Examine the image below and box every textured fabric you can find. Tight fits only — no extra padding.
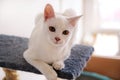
[0,34,94,79]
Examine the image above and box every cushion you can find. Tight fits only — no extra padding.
[0,34,94,79]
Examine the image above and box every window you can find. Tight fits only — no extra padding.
[99,0,120,29]
[94,0,120,56]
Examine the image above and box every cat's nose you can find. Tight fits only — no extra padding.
[55,37,61,41]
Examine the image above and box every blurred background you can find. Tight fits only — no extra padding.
[0,0,120,80]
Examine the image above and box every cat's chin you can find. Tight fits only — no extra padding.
[49,41,64,47]
[54,43,64,47]
[52,43,63,47]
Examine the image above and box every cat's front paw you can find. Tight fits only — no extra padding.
[52,61,65,70]
[46,70,57,80]
[47,74,57,80]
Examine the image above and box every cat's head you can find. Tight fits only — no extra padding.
[43,4,82,47]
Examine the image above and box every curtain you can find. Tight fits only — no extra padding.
[82,0,100,44]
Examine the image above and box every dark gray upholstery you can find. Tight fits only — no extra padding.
[0,34,94,79]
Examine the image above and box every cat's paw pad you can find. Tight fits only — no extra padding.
[52,61,65,70]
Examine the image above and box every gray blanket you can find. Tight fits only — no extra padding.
[0,34,94,79]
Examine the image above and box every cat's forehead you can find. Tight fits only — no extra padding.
[55,15,68,26]
[46,15,72,29]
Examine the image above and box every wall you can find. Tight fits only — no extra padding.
[0,0,60,37]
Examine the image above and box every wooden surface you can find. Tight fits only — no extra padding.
[85,56,120,80]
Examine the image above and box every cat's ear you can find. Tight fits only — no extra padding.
[67,15,83,27]
[44,4,55,21]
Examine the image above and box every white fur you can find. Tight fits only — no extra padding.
[23,8,80,80]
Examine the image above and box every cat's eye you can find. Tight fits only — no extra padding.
[62,30,69,35]
[49,26,56,32]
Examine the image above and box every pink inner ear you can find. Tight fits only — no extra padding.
[68,15,82,27]
[44,4,55,21]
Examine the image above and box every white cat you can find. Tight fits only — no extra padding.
[23,4,82,80]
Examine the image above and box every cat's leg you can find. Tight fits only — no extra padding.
[23,50,57,80]
[57,78,75,80]
[57,78,67,80]
[53,50,70,70]
[52,60,65,70]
